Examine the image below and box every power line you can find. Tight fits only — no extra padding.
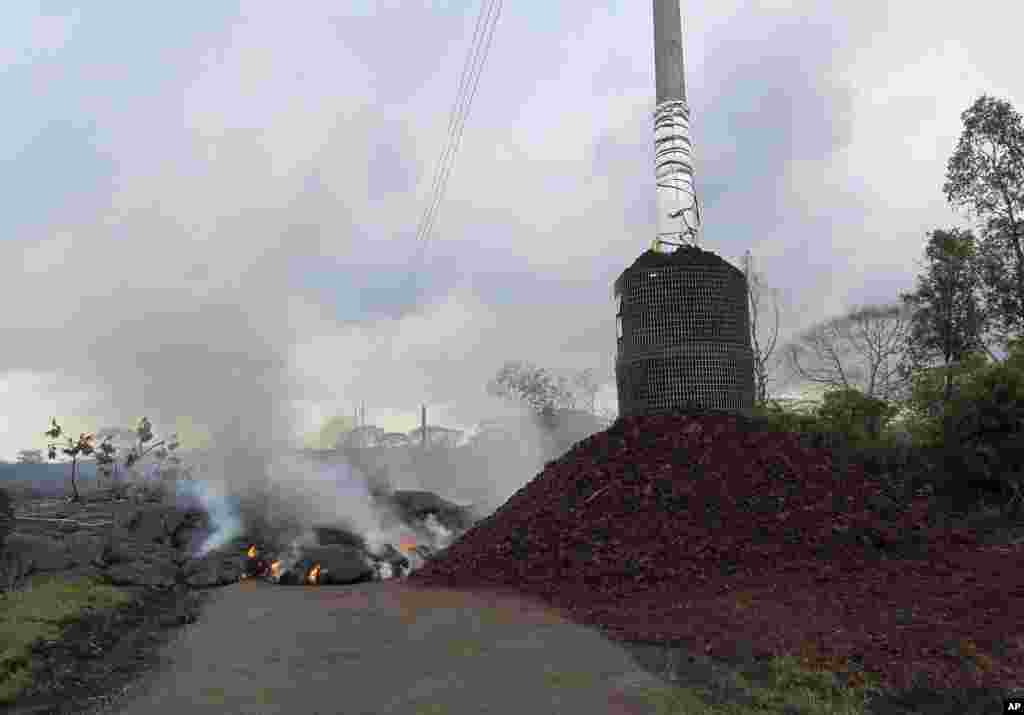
[401,0,503,304]
[420,0,501,248]
[418,0,493,249]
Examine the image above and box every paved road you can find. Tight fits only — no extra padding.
[105,579,681,715]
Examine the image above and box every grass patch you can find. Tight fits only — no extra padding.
[0,574,132,704]
[633,650,887,715]
[542,667,599,690]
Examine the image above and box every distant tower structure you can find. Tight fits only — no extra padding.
[614,0,755,419]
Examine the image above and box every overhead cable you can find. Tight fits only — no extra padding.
[401,0,503,303]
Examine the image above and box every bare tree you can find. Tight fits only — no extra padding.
[783,301,919,407]
[741,250,784,408]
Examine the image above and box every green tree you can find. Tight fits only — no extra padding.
[94,439,118,489]
[934,338,1024,516]
[122,417,182,474]
[486,360,575,416]
[899,227,993,443]
[92,424,151,489]
[943,94,1024,349]
[44,419,96,503]
[896,352,993,448]
[970,226,1024,356]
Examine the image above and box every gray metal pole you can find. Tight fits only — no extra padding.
[652,0,702,249]
[653,0,686,104]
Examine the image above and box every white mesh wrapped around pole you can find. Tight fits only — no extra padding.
[652,0,701,251]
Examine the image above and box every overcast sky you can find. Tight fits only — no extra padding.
[1,0,1021,462]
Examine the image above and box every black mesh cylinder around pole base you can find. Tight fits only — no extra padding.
[613,246,756,419]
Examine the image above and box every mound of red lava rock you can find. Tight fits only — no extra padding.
[408,410,1024,698]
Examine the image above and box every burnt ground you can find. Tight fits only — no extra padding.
[0,483,469,715]
[0,582,211,715]
[0,486,207,715]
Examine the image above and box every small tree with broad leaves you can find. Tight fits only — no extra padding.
[44,418,96,504]
[120,417,190,501]
[44,417,189,503]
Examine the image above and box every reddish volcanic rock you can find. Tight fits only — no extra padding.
[407,410,1024,696]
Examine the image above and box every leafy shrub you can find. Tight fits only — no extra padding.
[896,351,993,449]
[813,388,903,448]
[901,341,1024,515]
[750,398,944,509]
[935,385,1024,517]
[750,401,821,434]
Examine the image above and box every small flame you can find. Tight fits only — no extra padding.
[247,545,258,559]
[399,539,418,554]
[307,563,322,585]
[270,561,283,580]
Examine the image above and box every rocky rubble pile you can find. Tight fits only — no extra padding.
[0,488,13,552]
[408,410,1024,703]
[1,489,479,593]
[0,485,481,714]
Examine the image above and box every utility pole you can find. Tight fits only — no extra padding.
[421,404,427,450]
[653,0,702,251]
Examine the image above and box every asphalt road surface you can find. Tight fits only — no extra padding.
[101,579,680,715]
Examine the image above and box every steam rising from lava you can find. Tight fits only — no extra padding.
[176,449,431,563]
[168,407,565,567]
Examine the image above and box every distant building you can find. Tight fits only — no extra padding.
[335,425,385,449]
[378,432,411,448]
[406,425,466,449]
